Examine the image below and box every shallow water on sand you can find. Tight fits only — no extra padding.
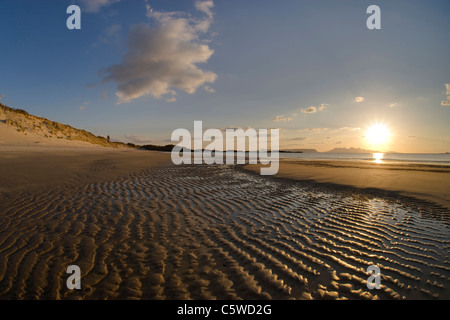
[0,165,448,299]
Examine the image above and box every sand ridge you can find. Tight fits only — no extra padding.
[0,164,448,300]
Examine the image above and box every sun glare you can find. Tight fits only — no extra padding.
[366,122,390,148]
[373,152,384,163]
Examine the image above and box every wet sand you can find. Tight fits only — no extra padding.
[246,160,450,210]
[0,149,449,299]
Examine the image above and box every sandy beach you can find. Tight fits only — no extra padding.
[0,148,449,300]
[0,146,170,196]
[246,159,450,210]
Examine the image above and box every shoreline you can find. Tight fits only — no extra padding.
[245,159,450,210]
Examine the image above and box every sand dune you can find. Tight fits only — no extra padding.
[0,160,448,300]
[0,103,127,148]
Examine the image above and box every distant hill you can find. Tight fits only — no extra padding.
[0,103,129,148]
[325,147,379,153]
[280,148,318,153]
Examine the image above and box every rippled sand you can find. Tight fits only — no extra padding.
[0,164,449,299]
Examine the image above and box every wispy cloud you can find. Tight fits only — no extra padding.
[441,98,450,106]
[195,0,214,17]
[288,137,307,141]
[79,0,120,13]
[298,127,360,134]
[93,24,122,48]
[301,106,317,114]
[298,128,328,133]
[389,102,399,107]
[318,103,328,111]
[204,85,215,93]
[273,103,327,122]
[79,101,90,111]
[0,94,5,101]
[442,84,450,106]
[336,126,361,132]
[354,96,365,103]
[273,115,293,122]
[103,1,217,104]
[300,103,327,114]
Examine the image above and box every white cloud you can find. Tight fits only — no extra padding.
[79,0,119,13]
[166,97,177,103]
[104,1,217,104]
[204,85,215,93]
[354,96,365,103]
[195,0,214,18]
[273,115,293,122]
[389,102,399,107]
[318,103,327,111]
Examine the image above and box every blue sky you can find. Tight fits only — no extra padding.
[0,0,449,152]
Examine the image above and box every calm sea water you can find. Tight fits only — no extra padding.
[278,152,450,165]
[194,151,450,165]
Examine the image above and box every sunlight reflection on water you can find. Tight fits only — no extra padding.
[373,152,384,163]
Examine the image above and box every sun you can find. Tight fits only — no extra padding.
[365,122,391,148]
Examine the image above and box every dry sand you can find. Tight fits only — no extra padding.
[0,146,170,195]
[0,148,449,300]
[246,160,450,210]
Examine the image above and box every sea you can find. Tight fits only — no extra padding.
[278,152,450,165]
[192,151,450,166]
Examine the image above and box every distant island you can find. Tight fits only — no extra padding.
[325,147,380,154]
[279,149,318,153]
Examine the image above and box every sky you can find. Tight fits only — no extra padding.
[0,0,449,153]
